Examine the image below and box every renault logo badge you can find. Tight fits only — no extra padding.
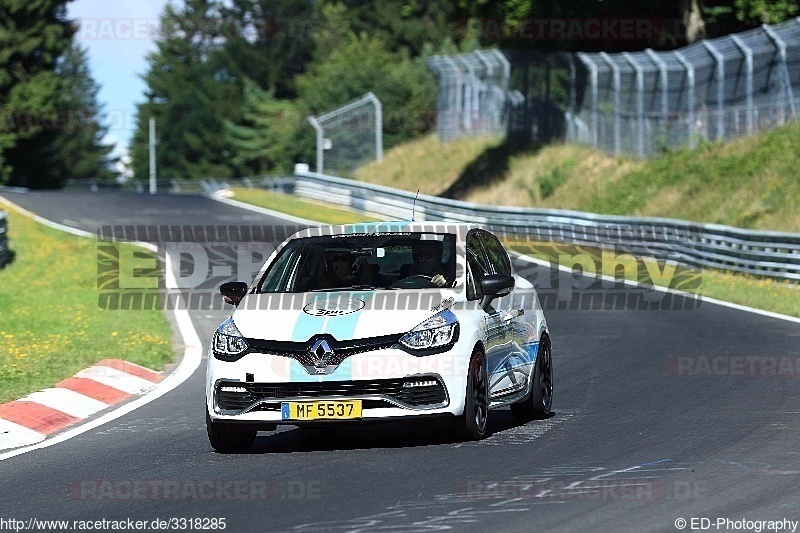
[309,338,333,369]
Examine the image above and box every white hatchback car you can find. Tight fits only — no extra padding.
[206,221,552,452]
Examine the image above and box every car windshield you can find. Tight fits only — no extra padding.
[257,232,457,293]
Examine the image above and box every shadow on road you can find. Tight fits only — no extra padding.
[240,409,559,454]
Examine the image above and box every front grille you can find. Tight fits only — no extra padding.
[246,333,402,367]
[216,377,447,412]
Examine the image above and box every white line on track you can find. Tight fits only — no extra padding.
[509,250,800,325]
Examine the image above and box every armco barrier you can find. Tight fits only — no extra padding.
[0,210,8,267]
[283,169,800,283]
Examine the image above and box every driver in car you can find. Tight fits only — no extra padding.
[405,242,447,287]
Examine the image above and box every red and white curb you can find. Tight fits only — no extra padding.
[0,359,163,450]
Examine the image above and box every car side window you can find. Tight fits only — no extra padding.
[466,231,490,301]
[479,231,511,275]
[467,231,490,272]
[466,251,484,300]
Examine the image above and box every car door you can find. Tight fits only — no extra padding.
[466,231,514,401]
[477,230,531,401]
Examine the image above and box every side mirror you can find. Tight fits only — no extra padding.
[480,274,514,312]
[220,281,248,306]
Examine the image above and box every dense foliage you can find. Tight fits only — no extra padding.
[0,0,115,188]
[2,0,797,187]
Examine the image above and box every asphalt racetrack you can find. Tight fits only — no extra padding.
[2,190,799,532]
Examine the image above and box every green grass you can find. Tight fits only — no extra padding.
[0,206,174,404]
[354,121,800,233]
[228,187,382,225]
[583,123,800,232]
[355,134,505,196]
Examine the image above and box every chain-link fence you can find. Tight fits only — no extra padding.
[307,93,382,175]
[428,50,520,141]
[430,19,800,157]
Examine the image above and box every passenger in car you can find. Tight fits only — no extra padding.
[314,248,374,289]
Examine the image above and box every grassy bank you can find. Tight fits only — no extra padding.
[355,121,800,233]
[227,187,383,225]
[0,205,174,404]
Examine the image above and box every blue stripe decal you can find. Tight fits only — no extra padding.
[345,221,411,234]
[319,291,374,382]
[291,313,324,342]
[291,291,375,381]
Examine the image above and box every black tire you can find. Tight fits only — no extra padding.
[206,411,256,453]
[511,336,553,422]
[450,347,489,441]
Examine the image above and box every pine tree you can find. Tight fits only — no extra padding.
[0,0,74,185]
[53,42,117,183]
[225,77,309,174]
[131,1,241,183]
[220,0,317,99]
[10,42,117,188]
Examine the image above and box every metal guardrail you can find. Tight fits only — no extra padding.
[0,210,9,267]
[87,172,797,282]
[65,177,296,196]
[285,169,800,282]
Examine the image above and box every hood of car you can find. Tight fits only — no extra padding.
[232,290,461,342]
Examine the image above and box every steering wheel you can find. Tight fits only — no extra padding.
[389,274,437,289]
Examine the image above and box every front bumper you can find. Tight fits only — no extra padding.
[206,345,470,424]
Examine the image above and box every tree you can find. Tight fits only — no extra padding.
[0,0,75,186]
[225,77,311,174]
[219,0,317,99]
[6,42,117,188]
[734,0,799,23]
[131,1,241,182]
[317,0,456,59]
[298,34,436,149]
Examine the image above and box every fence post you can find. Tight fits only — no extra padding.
[474,50,494,132]
[730,35,754,135]
[453,55,474,134]
[367,92,383,162]
[492,49,510,91]
[599,52,621,156]
[674,51,696,149]
[702,41,725,141]
[577,53,598,148]
[566,52,576,124]
[623,52,645,157]
[645,49,669,147]
[763,23,797,122]
[443,55,464,137]
[307,116,324,174]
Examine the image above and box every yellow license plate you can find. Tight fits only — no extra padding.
[281,400,362,420]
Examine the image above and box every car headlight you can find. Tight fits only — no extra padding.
[399,309,459,353]
[212,317,249,360]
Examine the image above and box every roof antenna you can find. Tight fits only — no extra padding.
[411,189,419,221]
